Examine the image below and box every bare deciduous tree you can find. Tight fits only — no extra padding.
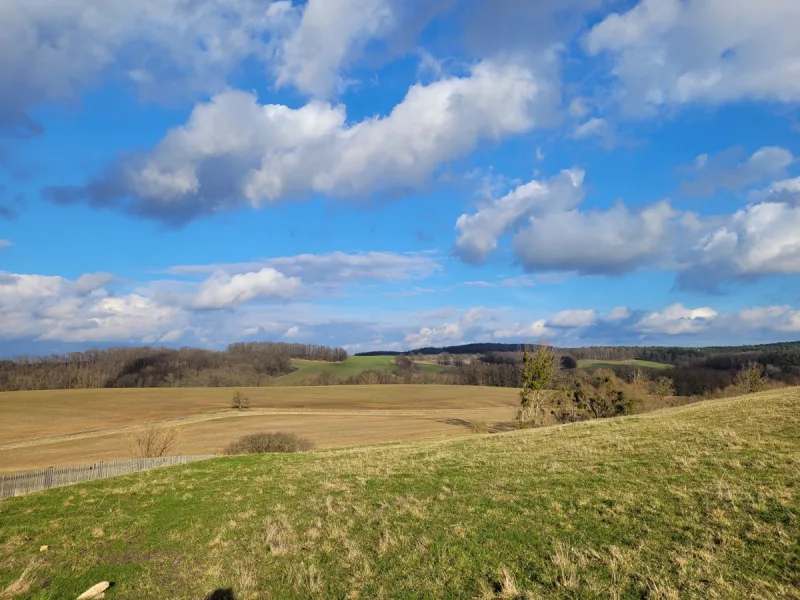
[131,424,178,458]
[735,362,766,393]
[232,390,250,410]
[648,376,675,401]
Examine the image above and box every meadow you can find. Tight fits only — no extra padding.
[576,359,672,370]
[1,388,798,599]
[274,356,448,383]
[0,386,518,473]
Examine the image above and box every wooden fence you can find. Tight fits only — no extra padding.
[0,455,217,499]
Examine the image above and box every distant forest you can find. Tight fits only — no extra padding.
[0,342,347,391]
[357,340,800,361]
[4,339,800,396]
[356,341,800,396]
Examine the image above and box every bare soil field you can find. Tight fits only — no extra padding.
[0,386,518,472]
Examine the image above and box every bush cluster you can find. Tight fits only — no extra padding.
[224,432,315,455]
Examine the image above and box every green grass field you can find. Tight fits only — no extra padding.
[276,356,446,383]
[577,359,673,370]
[2,388,798,599]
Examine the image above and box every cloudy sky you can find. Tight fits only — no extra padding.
[2,0,800,355]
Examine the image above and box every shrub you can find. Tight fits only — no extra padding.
[224,432,315,455]
[469,419,491,434]
[574,376,634,419]
[312,371,340,386]
[560,356,578,370]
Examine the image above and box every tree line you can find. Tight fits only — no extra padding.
[344,348,800,398]
[227,342,347,362]
[444,345,800,396]
[0,342,347,391]
[357,341,800,364]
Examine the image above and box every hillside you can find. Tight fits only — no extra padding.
[2,390,799,599]
[275,356,447,384]
[576,359,672,370]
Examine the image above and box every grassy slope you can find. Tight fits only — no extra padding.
[577,359,672,370]
[276,356,446,383]
[2,390,799,599]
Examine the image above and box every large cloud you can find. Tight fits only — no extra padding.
[0,272,187,343]
[274,0,395,97]
[586,0,800,111]
[0,0,466,136]
[194,268,302,309]
[677,199,800,291]
[456,161,800,289]
[453,169,585,264]
[273,0,461,97]
[513,199,680,275]
[455,168,689,275]
[0,0,294,136]
[46,61,552,224]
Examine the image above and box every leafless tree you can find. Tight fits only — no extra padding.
[231,391,250,410]
[131,424,179,458]
[735,362,766,393]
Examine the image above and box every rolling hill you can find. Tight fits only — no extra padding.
[275,356,448,383]
[1,389,798,598]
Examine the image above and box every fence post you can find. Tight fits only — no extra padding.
[43,467,54,490]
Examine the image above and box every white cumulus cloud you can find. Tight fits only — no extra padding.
[586,0,800,112]
[635,303,718,335]
[49,61,552,223]
[513,199,680,275]
[0,0,291,135]
[493,319,552,340]
[0,272,187,343]
[274,0,395,97]
[550,309,596,328]
[454,169,585,264]
[194,268,302,310]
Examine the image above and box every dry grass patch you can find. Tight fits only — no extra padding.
[0,560,40,600]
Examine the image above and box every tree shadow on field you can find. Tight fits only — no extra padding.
[439,418,519,433]
[205,589,236,600]
[439,418,474,429]
[491,421,519,432]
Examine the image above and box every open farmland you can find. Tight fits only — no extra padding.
[1,389,798,599]
[0,386,517,473]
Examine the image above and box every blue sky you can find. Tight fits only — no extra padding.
[2,0,800,355]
